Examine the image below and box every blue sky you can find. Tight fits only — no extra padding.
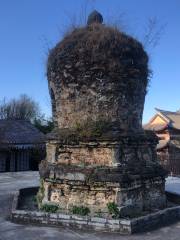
[0,0,179,123]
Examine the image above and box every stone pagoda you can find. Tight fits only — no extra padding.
[39,11,167,217]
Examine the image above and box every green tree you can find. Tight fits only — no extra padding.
[34,118,54,134]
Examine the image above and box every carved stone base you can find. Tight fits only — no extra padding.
[39,163,166,216]
[39,131,167,217]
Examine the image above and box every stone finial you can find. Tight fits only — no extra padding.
[87,10,103,25]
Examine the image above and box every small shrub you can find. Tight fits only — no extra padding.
[40,204,59,213]
[95,209,103,217]
[32,196,38,205]
[74,118,111,138]
[71,206,90,216]
[30,196,36,203]
[107,202,119,218]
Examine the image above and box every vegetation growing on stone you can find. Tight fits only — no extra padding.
[40,204,59,213]
[71,206,90,216]
[74,118,112,138]
[95,209,103,218]
[48,23,149,89]
[107,202,120,218]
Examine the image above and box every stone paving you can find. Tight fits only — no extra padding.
[0,171,180,240]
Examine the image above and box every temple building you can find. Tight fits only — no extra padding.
[39,11,167,217]
[144,108,180,175]
[0,120,45,172]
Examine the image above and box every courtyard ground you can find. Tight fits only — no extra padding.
[0,171,180,240]
[166,176,180,194]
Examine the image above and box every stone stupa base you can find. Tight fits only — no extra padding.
[39,131,167,217]
[40,168,166,217]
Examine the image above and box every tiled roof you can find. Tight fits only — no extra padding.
[157,139,169,150]
[155,108,180,130]
[143,123,167,131]
[0,120,45,145]
[144,108,180,131]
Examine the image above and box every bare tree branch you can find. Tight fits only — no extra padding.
[143,17,166,49]
[0,94,41,122]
